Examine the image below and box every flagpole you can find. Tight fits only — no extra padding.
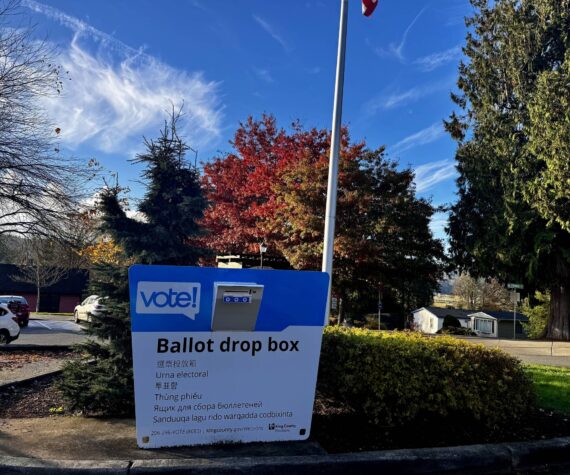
[322,0,348,324]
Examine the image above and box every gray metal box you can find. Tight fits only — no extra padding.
[211,282,264,331]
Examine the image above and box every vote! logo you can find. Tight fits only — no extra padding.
[136,281,201,320]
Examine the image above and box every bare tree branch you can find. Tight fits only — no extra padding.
[0,1,98,242]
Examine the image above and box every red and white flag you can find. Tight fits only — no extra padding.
[362,0,378,17]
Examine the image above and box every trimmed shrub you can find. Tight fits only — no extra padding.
[317,327,535,429]
[436,326,476,336]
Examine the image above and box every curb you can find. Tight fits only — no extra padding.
[1,437,570,475]
[0,345,74,351]
[0,456,130,475]
[0,367,64,392]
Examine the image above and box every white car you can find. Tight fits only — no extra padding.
[0,303,21,344]
[74,295,106,323]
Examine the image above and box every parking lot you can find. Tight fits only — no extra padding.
[10,317,88,348]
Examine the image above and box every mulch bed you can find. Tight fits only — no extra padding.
[0,374,72,418]
[1,375,570,453]
[0,350,74,372]
[312,397,570,453]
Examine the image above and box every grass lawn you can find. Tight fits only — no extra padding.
[525,364,570,415]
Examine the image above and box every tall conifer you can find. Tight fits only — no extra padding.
[60,115,207,414]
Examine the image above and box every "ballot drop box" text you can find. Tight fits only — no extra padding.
[129,265,329,448]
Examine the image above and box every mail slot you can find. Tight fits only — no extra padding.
[211,282,264,331]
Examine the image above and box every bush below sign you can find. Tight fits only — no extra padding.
[317,327,535,429]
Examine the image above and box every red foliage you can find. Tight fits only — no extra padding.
[201,115,331,255]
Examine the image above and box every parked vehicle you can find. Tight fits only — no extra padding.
[74,295,107,323]
[0,303,21,344]
[0,295,30,327]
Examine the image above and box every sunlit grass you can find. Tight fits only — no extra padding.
[524,364,570,415]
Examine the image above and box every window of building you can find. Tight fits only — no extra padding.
[474,318,494,334]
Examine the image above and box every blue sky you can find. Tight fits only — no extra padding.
[18,0,473,239]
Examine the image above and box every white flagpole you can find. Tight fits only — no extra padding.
[322,0,348,324]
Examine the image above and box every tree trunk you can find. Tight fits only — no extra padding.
[546,258,570,340]
[36,285,41,313]
[36,266,41,313]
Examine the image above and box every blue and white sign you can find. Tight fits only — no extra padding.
[129,265,329,448]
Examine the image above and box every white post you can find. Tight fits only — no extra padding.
[322,0,349,324]
[513,299,516,340]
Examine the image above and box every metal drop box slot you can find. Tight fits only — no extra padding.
[211,282,264,331]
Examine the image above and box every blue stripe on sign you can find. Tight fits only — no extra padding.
[129,265,329,332]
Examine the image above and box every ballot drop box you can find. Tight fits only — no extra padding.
[129,265,329,448]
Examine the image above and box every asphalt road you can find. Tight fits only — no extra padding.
[8,321,570,369]
[10,319,88,347]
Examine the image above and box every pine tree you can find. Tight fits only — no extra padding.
[59,115,208,415]
[447,0,570,339]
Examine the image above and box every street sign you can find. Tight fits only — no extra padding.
[510,292,521,304]
[507,283,524,290]
[129,265,329,449]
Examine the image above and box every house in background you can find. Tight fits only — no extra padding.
[0,264,88,313]
[412,306,528,339]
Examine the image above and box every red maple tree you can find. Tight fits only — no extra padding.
[201,115,331,256]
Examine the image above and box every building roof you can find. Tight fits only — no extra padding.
[0,264,88,295]
[414,306,528,323]
[480,310,529,322]
[417,307,475,319]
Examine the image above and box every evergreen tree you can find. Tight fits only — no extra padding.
[59,115,208,414]
[447,0,570,339]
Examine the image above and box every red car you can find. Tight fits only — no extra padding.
[0,296,30,327]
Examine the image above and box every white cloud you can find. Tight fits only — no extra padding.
[391,122,444,154]
[365,88,421,114]
[414,159,457,193]
[364,78,452,116]
[375,7,426,62]
[253,15,289,52]
[253,67,274,84]
[24,0,223,155]
[414,45,462,72]
[429,211,449,241]
[363,82,440,116]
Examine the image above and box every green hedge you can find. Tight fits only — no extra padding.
[317,327,535,429]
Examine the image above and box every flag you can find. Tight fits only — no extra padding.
[362,0,378,17]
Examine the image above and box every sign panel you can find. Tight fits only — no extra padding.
[507,283,524,290]
[510,291,521,304]
[129,265,329,448]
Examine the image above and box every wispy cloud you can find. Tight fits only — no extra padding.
[23,0,223,155]
[414,159,457,193]
[253,15,289,52]
[375,7,426,62]
[253,67,274,84]
[429,211,449,241]
[364,79,451,116]
[391,122,445,155]
[414,45,462,72]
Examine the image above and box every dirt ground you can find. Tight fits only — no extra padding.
[0,350,75,386]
